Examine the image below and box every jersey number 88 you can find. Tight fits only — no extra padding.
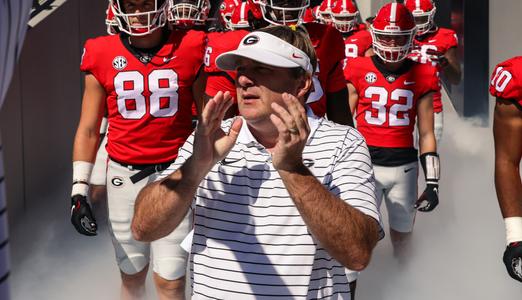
[114,69,179,119]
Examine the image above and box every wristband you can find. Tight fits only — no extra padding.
[505,217,522,245]
[420,152,440,185]
[72,161,93,197]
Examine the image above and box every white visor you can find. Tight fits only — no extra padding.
[216,31,313,75]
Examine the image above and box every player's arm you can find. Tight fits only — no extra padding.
[417,92,436,154]
[347,82,359,115]
[442,47,461,85]
[494,98,522,283]
[193,67,208,119]
[494,98,522,218]
[415,92,440,212]
[70,74,106,236]
[326,87,354,127]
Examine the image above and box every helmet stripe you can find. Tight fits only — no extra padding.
[240,2,246,20]
[416,0,421,10]
[390,2,397,24]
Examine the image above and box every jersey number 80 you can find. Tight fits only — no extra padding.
[114,69,179,119]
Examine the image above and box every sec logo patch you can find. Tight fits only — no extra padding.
[112,56,127,71]
[365,72,377,84]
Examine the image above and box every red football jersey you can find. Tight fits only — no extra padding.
[343,25,373,60]
[345,57,439,148]
[490,56,522,107]
[305,22,347,117]
[204,30,249,101]
[204,24,346,118]
[80,30,206,164]
[410,27,458,113]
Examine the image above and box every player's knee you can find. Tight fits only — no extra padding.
[153,257,187,281]
[154,274,186,295]
[118,254,149,276]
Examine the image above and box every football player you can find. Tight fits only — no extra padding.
[218,0,241,30]
[71,0,206,298]
[168,0,210,29]
[204,0,353,126]
[229,1,253,30]
[330,0,373,64]
[405,0,461,142]
[490,57,522,283]
[345,2,440,259]
[316,0,335,25]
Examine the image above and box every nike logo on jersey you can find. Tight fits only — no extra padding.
[350,39,358,42]
[220,157,243,165]
[428,39,437,43]
[303,158,315,168]
[163,56,176,63]
[404,168,415,173]
[292,53,303,59]
[404,81,416,85]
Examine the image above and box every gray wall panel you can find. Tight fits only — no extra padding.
[0,66,25,226]
[0,0,106,224]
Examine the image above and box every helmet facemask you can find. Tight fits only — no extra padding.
[371,26,416,62]
[254,0,309,26]
[168,0,209,27]
[331,11,358,33]
[412,7,435,36]
[111,0,169,36]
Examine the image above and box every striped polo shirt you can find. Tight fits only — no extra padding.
[159,111,382,299]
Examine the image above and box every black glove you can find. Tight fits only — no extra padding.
[70,194,97,236]
[415,183,439,212]
[503,242,522,282]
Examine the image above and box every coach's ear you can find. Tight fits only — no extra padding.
[297,73,313,101]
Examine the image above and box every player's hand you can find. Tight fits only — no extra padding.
[425,49,449,67]
[415,183,439,212]
[193,91,243,172]
[503,242,522,282]
[71,194,97,236]
[270,93,310,172]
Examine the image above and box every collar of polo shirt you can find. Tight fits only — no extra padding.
[216,31,314,75]
[237,107,321,145]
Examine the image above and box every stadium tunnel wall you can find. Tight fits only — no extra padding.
[0,0,106,225]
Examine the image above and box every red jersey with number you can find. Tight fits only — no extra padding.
[204,24,346,118]
[305,22,347,117]
[342,25,373,61]
[490,56,522,107]
[80,30,206,164]
[409,27,458,113]
[204,30,249,102]
[345,56,439,148]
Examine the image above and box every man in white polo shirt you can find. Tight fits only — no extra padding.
[132,26,382,299]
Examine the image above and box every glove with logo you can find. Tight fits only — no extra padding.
[71,194,97,236]
[70,161,97,236]
[415,152,440,212]
[503,242,522,282]
[424,49,449,68]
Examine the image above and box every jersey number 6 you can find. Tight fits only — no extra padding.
[114,69,179,119]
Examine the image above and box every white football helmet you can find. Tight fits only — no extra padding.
[109,0,169,36]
